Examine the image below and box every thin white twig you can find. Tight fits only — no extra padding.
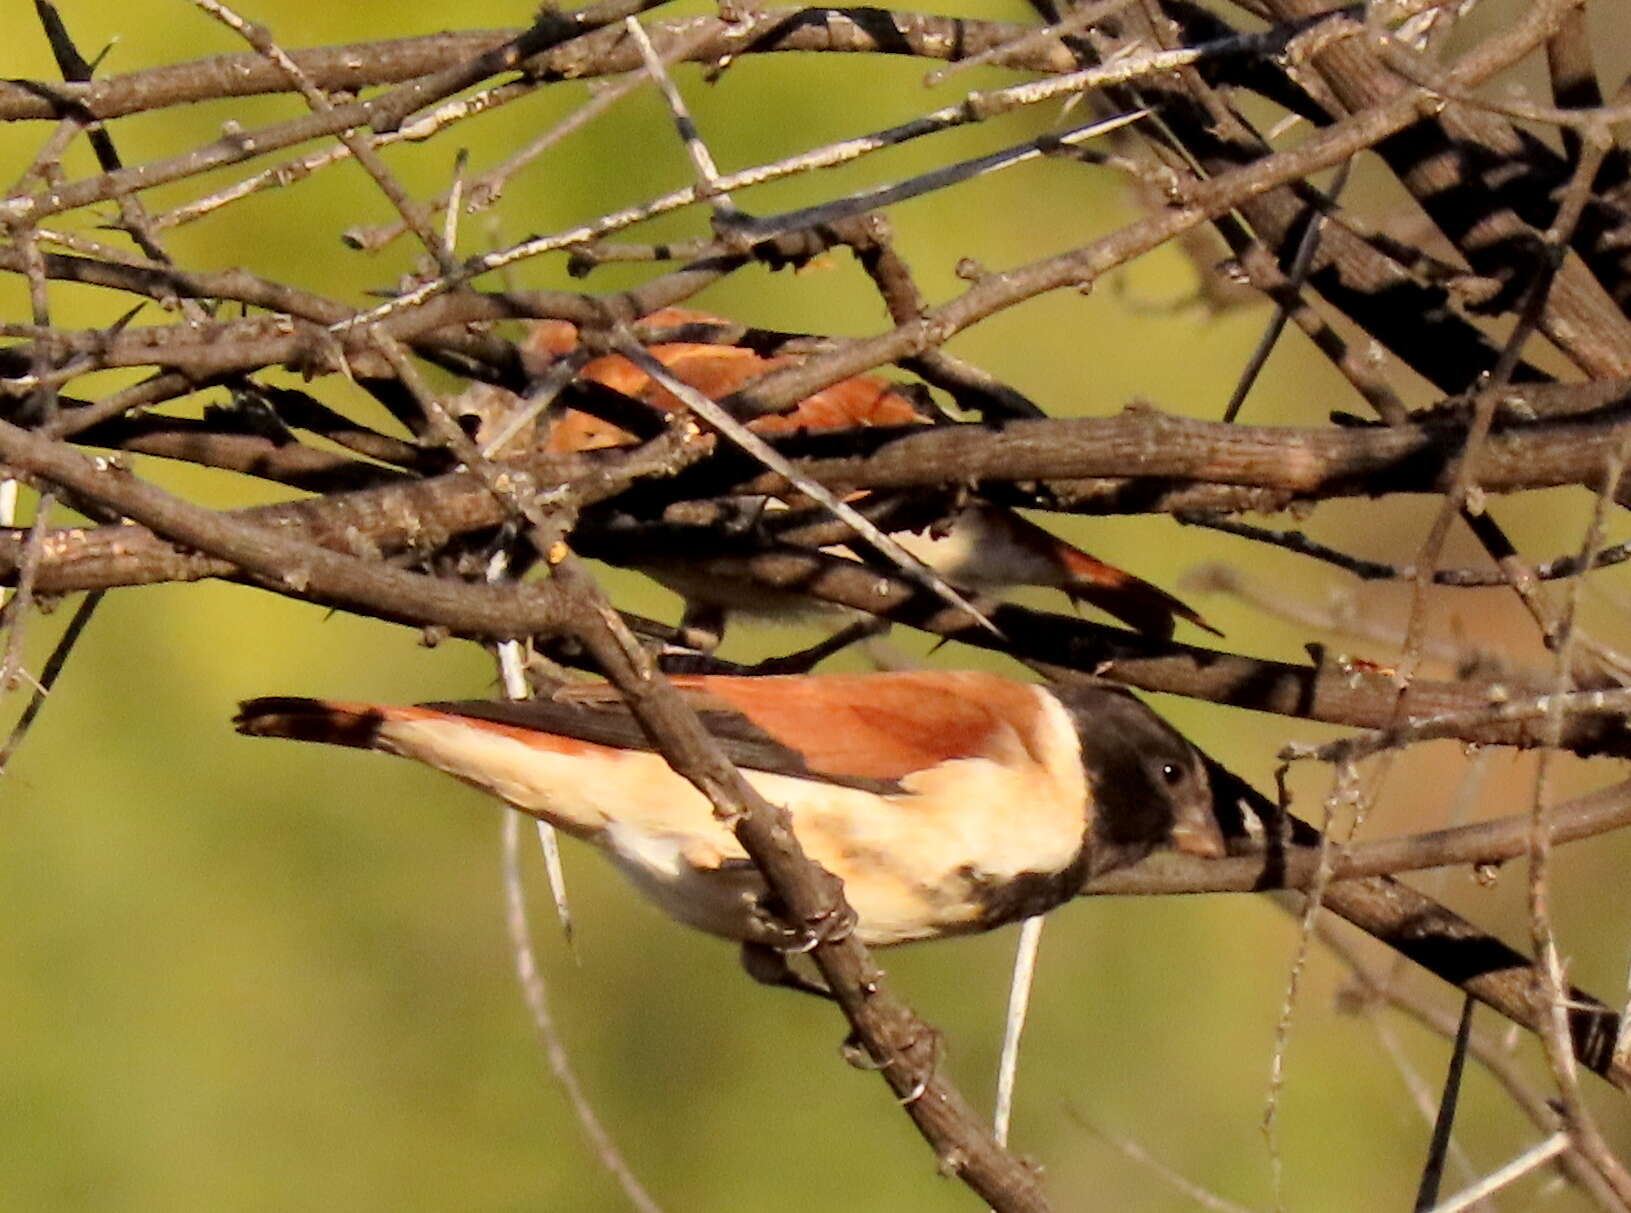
[1522,436,1631,1203]
[187,0,455,274]
[1423,1132,1571,1213]
[993,915,1044,1147]
[150,80,528,233]
[501,813,662,1213]
[0,479,16,609]
[350,20,728,252]
[488,548,573,945]
[1391,0,1485,53]
[623,16,741,221]
[1070,1107,1260,1213]
[476,350,592,459]
[330,22,1257,331]
[924,0,1135,87]
[443,149,467,254]
[1264,764,1358,1212]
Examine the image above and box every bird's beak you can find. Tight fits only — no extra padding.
[1169,807,1227,860]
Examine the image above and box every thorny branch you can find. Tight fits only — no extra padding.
[6,0,1631,1207]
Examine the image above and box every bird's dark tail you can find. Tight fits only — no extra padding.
[234,696,389,751]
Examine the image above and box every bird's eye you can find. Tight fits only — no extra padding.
[1159,761,1185,785]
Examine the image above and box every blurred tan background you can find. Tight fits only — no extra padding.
[3,1,1630,1208]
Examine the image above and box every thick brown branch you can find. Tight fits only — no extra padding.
[0,14,633,224]
[9,475,1631,753]
[562,527,1631,753]
[0,288,591,383]
[22,398,1631,596]
[1258,0,1631,379]
[75,415,412,493]
[0,14,1064,124]
[0,417,710,637]
[1091,776,1631,895]
[1092,758,1631,1091]
[0,433,695,592]
[558,563,1051,1212]
[730,406,1631,506]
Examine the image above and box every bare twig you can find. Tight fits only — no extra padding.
[500,813,660,1213]
[1423,1133,1572,1213]
[553,560,1053,1212]
[993,916,1045,1147]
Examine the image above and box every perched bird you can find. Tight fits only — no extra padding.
[236,671,1224,980]
[515,309,1216,647]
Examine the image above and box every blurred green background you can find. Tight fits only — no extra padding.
[3,1,1630,1209]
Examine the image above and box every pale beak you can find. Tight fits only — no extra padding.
[1170,811,1227,860]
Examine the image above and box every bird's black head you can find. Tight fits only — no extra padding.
[1054,682,1223,878]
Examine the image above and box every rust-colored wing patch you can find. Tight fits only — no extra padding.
[529,308,928,454]
[240,674,1056,791]
[663,670,1048,783]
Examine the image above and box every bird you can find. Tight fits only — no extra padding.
[235,670,1225,986]
[506,309,1217,649]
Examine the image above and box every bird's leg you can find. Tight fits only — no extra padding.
[740,902,914,1069]
[739,941,834,1001]
[738,888,860,1002]
[677,600,728,654]
[657,602,731,674]
[743,617,890,675]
